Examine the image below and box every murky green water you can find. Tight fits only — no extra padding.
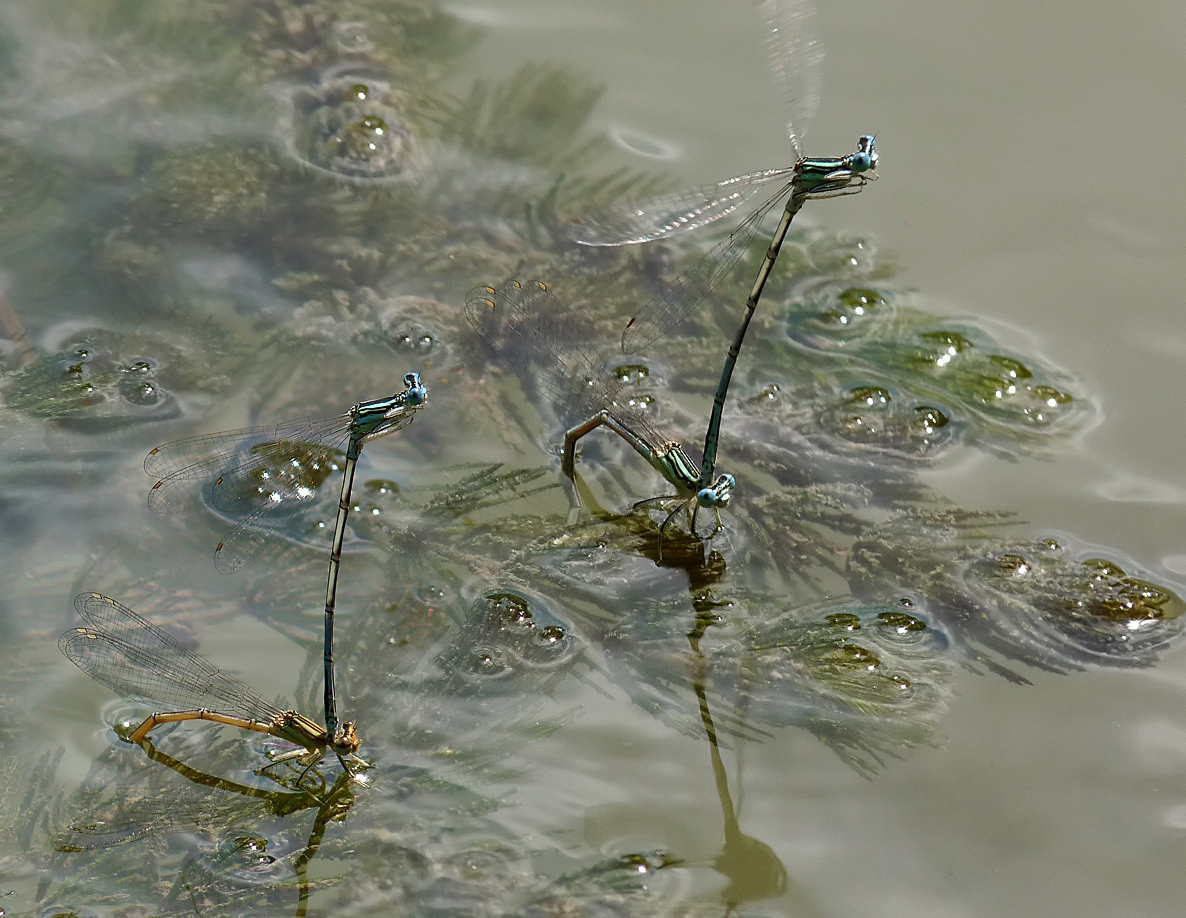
[3,1,1186,916]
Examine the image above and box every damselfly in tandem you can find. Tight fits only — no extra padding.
[144,372,428,736]
[59,592,367,782]
[568,0,877,491]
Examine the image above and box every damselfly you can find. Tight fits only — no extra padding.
[145,372,428,574]
[568,0,876,494]
[145,371,428,737]
[465,280,734,535]
[59,592,366,780]
[570,0,875,351]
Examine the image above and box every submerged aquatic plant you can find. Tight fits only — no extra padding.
[1,325,236,430]
[597,593,950,777]
[780,278,1088,458]
[847,510,1185,681]
[45,730,514,917]
[1,1,1180,917]
[42,576,587,915]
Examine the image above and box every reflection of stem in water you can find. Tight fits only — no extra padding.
[691,610,787,914]
[291,783,348,918]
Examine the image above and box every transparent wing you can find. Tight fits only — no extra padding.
[567,0,820,249]
[465,281,670,446]
[146,416,353,573]
[762,0,823,159]
[61,592,282,723]
[359,406,420,443]
[621,180,791,353]
[145,415,352,514]
[567,168,795,247]
[211,498,317,575]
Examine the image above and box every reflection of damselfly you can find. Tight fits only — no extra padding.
[59,592,366,780]
[145,371,428,738]
[58,736,355,917]
[568,0,876,488]
[465,280,734,535]
[691,668,788,913]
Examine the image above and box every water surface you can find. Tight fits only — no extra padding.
[2,1,1185,917]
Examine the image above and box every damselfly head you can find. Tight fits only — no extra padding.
[401,371,428,407]
[852,135,878,173]
[696,473,735,509]
[334,721,360,754]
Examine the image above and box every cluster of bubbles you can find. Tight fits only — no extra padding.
[285,72,418,183]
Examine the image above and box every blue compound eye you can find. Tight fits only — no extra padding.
[854,135,877,171]
[403,372,428,406]
[697,472,735,508]
[697,487,721,507]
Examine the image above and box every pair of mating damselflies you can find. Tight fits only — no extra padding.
[60,0,875,773]
[60,373,428,778]
[470,0,876,533]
